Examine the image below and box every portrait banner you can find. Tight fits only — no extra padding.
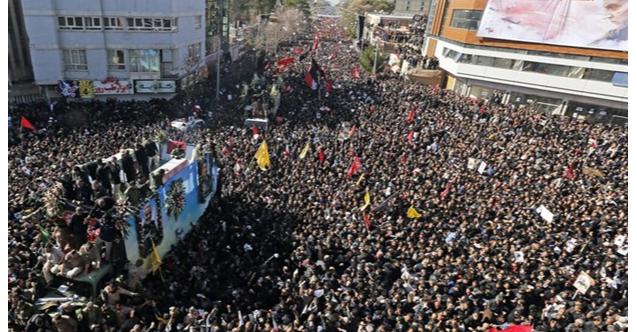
[477,0,627,51]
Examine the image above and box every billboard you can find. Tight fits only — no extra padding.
[477,0,627,52]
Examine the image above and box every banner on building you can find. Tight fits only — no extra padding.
[79,80,95,98]
[58,80,79,98]
[135,80,177,94]
[477,0,627,51]
[93,78,133,95]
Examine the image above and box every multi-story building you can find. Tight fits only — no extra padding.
[9,0,34,85]
[423,0,628,123]
[21,0,206,99]
[393,0,430,16]
[9,0,42,104]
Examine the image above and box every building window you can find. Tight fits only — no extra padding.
[84,17,102,30]
[195,15,202,29]
[583,68,615,82]
[126,17,176,31]
[161,49,174,76]
[450,10,483,30]
[103,17,124,30]
[522,61,568,76]
[188,43,201,63]
[471,55,495,66]
[128,49,160,72]
[458,54,472,63]
[63,49,88,71]
[108,50,126,70]
[58,16,85,30]
[442,48,460,61]
[492,57,514,69]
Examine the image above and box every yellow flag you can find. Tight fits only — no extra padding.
[299,142,310,160]
[406,206,422,219]
[360,191,371,211]
[255,140,271,170]
[149,240,162,273]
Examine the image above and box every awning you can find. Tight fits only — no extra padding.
[612,72,627,87]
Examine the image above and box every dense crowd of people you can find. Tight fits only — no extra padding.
[9,16,627,332]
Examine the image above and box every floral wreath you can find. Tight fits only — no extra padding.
[165,179,186,218]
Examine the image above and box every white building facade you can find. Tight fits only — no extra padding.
[430,38,628,123]
[21,0,206,99]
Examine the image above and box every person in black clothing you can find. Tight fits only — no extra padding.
[135,144,149,177]
[144,139,159,171]
[120,150,136,184]
[68,207,88,249]
[76,179,93,206]
[84,160,99,181]
[108,160,122,198]
[72,165,89,184]
[94,196,117,216]
[59,172,76,200]
[98,216,118,262]
[96,160,112,195]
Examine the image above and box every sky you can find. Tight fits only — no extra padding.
[325,0,341,5]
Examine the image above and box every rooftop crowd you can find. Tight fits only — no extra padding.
[9,17,627,332]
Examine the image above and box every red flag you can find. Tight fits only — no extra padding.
[488,325,533,332]
[440,182,451,200]
[312,32,320,50]
[251,126,259,136]
[277,57,295,68]
[351,66,360,79]
[563,164,576,180]
[318,148,325,163]
[20,116,36,131]
[407,110,415,124]
[363,214,371,231]
[407,131,414,145]
[304,71,315,89]
[166,140,187,154]
[347,156,362,177]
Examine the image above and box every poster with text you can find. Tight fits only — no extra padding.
[477,0,627,51]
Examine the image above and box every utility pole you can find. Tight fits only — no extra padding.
[373,39,379,76]
[216,45,221,101]
[215,0,230,102]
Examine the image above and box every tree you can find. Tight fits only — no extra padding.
[339,0,394,38]
[359,44,387,73]
[283,0,311,16]
[252,7,308,53]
